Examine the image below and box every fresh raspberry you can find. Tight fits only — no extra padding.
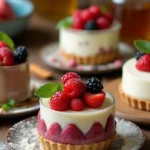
[37,119,47,136]
[0,41,8,48]
[72,17,84,29]
[81,9,94,22]
[97,17,110,29]
[45,123,62,142]
[89,5,101,19]
[136,54,150,72]
[104,12,114,24]
[50,92,70,111]
[73,10,82,20]
[60,124,84,144]
[61,72,81,84]
[63,78,86,98]
[105,115,116,138]
[70,98,84,111]
[84,92,105,108]
[0,47,14,66]
[86,123,105,144]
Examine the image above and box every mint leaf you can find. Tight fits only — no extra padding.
[101,5,107,14]
[2,104,12,111]
[2,98,16,111]
[8,98,15,107]
[56,17,73,29]
[34,83,63,98]
[0,32,15,51]
[134,40,150,54]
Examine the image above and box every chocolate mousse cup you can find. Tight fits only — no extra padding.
[0,61,30,104]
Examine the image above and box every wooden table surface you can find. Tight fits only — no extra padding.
[0,15,150,149]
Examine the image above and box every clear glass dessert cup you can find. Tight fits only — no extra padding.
[38,92,116,150]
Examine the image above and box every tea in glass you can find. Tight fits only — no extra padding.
[110,0,150,44]
[33,0,77,21]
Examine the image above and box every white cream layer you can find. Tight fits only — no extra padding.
[122,58,150,100]
[40,93,115,135]
[59,21,121,56]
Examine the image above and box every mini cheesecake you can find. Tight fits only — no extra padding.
[36,73,116,150]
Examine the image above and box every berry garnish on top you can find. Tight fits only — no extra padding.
[56,5,114,30]
[0,47,14,66]
[136,54,150,72]
[35,72,106,111]
[135,51,145,60]
[63,78,86,98]
[61,72,81,84]
[134,40,150,72]
[84,92,105,108]
[0,32,28,66]
[50,91,70,111]
[86,77,103,93]
[84,20,99,30]
[13,46,28,63]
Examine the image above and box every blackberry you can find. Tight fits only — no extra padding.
[14,46,28,63]
[136,51,145,60]
[84,20,98,30]
[86,77,103,93]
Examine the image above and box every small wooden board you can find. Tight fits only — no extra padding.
[104,78,150,126]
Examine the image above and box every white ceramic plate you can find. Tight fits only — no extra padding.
[6,116,145,150]
[0,79,44,118]
[40,42,135,74]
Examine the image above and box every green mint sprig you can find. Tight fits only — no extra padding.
[101,5,107,14]
[34,83,63,98]
[134,40,150,54]
[0,32,15,51]
[56,17,73,29]
[2,99,16,111]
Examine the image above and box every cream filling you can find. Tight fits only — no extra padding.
[40,93,115,135]
[59,21,121,56]
[122,58,150,100]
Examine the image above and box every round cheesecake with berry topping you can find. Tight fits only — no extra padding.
[119,40,150,111]
[0,32,29,104]
[58,5,121,65]
[36,72,116,150]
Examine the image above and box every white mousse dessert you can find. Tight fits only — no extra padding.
[36,72,116,150]
[122,58,150,100]
[57,5,121,65]
[40,92,115,135]
[120,39,150,111]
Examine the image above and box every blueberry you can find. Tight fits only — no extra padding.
[136,51,145,60]
[14,46,28,63]
[84,20,98,30]
[86,77,103,93]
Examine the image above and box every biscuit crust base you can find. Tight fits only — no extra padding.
[60,49,119,65]
[38,133,116,150]
[119,84,150,111]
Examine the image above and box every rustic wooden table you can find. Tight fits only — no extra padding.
[0,15,150,149]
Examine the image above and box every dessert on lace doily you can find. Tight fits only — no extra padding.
[6,117,145,150]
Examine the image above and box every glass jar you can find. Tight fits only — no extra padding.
[110,0,150,44]
[32,0,77,21]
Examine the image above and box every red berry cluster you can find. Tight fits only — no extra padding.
[0,41,28,66]
[0,41,14,66]
[72,5,114,30]
[50,72,106,111]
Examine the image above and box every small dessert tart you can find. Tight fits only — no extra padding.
[120,40,150,111]
[0,32,29,104]
[57,5,121,65]
[35,72,116,150]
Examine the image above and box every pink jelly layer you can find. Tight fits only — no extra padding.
[37,112,116,145]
